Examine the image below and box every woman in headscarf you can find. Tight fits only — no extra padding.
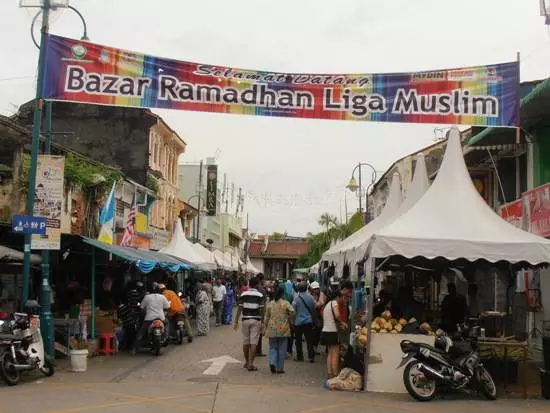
[196,283,211,336]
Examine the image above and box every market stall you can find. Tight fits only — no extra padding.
[361,128,550,394]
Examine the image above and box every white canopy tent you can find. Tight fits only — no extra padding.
[189,242,217,271]
[244,256,260,274]
[321,172,403,276]
[347,153,430,269]
[160,220,214,270]
[213,250,238,271]
[369,128,550,266]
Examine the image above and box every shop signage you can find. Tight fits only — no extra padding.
[498,199,524,229]
[206,165,218,216]
[11,215,47,235]
[42,34,519,127]
[523,183,550,238]
[31,155,64,250]
[150,227,169,251]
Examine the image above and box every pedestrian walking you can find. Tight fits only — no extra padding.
[321,292,347,379]
[283,278,296,357]
[264,284,295,374]
[223,282,234,324]
[292,282,316,362]
[196,284,211,336]
[212,278,227,326]
[234,277,265,371]
[255,273,268,356]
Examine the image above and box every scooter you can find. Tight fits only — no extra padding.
[148,319,165,356]
[0,301,54,386]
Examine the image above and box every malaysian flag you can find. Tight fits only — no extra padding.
[120,195,136,247]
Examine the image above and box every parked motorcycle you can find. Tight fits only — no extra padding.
[0,302,54,386]
[167,313,186,345]
[398,320,496,402]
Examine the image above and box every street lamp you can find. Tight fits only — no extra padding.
[346,163,377,222]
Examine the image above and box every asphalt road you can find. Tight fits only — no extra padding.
[0,321,547,413]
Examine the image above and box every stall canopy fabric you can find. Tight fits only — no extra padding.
[348,153,430,268]
[160,220,214,270]
[321,172,403,274]
[213,250,238,271]
[244,256,260,274]
[82,237,193,274]
[189,242,217,271]
[369,128,550,266]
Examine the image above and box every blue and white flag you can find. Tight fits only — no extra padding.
[98,182,116,245]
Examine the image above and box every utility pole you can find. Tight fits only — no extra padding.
[196,160,203,243]
[21,0,51,310]
[235,187,242,217]
[223,173,228,213]
[40,101,54,358]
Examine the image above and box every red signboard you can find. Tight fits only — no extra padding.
[499,199,524,229]
[523,183,550,238]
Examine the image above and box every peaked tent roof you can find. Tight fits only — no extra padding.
[189,242,217,271]
[244,256,260,274]
[322,172,403,271]
[369,128,550,266]
[348,153,430,267]
[160,220,213,269]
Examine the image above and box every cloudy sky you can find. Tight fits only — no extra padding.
[1,0,549,236]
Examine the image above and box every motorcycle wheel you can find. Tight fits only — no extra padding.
[0,352,20,386]
[152,337,161,356]
[403,362,437,402]
[176,329,183,345]
[475,365,497,400]
[40,358,55,377]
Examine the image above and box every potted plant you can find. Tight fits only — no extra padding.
[69,339,89,372]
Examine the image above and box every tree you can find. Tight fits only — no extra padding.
[318,213,338,233]
[296,212,365,268]
[270,231,287,240]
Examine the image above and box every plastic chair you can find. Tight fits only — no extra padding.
[98,332,117,356]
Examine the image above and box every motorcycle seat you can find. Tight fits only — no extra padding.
[418,342,447,355]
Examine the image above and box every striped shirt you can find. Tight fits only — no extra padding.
[238,288,264,320]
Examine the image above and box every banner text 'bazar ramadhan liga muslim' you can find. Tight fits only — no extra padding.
[42,34,520,127]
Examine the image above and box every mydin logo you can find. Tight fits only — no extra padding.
[71,44,87,59]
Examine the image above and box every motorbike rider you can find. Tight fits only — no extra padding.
[159,282,193,343]
[132,282,170,354]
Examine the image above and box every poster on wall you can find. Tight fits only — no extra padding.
[31,155,64,250]
[523,183,550,238]
[469,170,492,206]
[42,34,519,127]
[206,165,218,216]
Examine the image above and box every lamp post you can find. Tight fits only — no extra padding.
[346,163,377,222]
[21,0,89,358]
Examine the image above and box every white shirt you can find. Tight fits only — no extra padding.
[140,293,170,321]
[213,285,227,302]
[322,301,338,333]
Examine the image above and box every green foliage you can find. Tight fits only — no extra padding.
[296,211,365,268]
[18,153,121,193]
[146,174,159,196]
[270,231,287,240]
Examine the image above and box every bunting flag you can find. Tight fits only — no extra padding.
[120,195,136,247]
[97,182,116,245]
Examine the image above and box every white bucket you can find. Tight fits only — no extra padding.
[70,349,89,372]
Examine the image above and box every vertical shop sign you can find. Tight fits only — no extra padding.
[498,199,524,229]
[31,155,65,250]
[206,165,218,216]
[523,183,550,238]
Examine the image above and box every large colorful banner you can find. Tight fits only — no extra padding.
[42,34,520,127]
[31,155,64,250]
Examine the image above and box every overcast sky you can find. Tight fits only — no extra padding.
[1,0,549,236]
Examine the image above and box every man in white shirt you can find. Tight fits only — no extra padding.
[212,279,227,327]
[133,283,170,353]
